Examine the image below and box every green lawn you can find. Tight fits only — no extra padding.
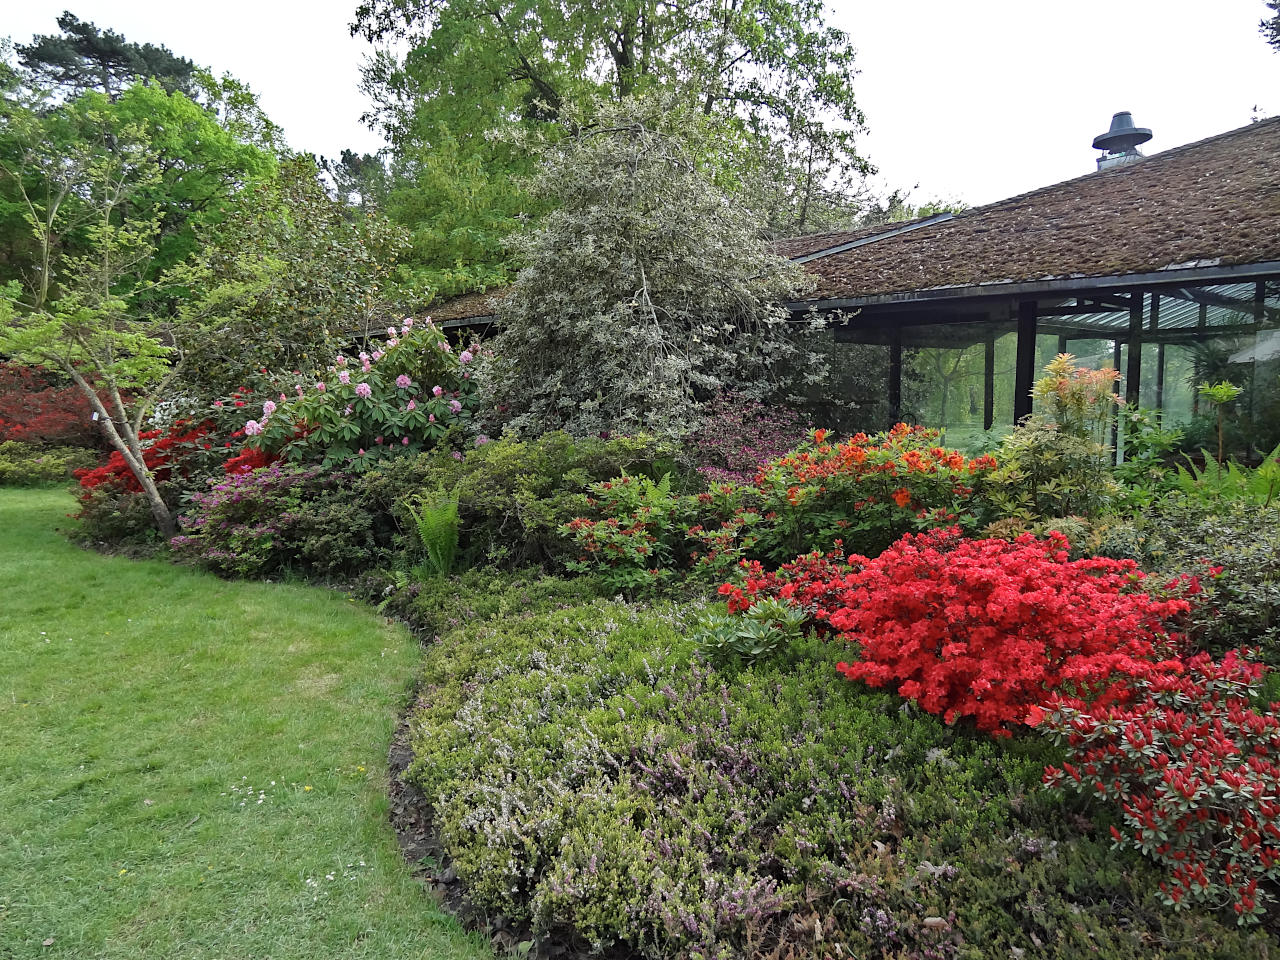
[0,488,490,960]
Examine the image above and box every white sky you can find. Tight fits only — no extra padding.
[5,0,1278,207]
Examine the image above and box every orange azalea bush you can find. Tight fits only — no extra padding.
[754,424,998,560]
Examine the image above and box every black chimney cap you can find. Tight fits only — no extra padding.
[1093,111,1153,153]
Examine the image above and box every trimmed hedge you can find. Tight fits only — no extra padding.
[0,441,98,487]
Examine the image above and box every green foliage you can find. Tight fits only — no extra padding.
[0,440,98,486]
[241,319,479,471]
[693,597,808,667]
[1265,0,1280,51]
[1113,406,1185,509]
[405,487,459,578]
[370,566,607,638]
[175,156,409,396]
[486,95,812,438]
[1172,442,1280,506]
[355,0,871,289]
[407,600,1264,958]
[72,482,177,555]
[1135,497,1280,658]
[367,431,681,569]
[171,465,393,580]
[987,355,1122,522]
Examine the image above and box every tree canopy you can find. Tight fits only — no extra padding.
[1264,1,1280,52]
[17,11,196,99]
[352,0,872,299]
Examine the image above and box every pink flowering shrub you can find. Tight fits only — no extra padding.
[241,318,482,471]
[685,392,809,484]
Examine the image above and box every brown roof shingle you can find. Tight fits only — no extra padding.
[798,117,1280,303]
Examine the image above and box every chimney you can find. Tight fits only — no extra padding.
[1093,111,1152,171]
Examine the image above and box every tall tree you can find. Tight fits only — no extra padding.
[17,11,195,99]
[483,95,814,439]
[353,0,870,296]
[0,94,181,534]
[175,155,411,396]
[1264,1,1280,51]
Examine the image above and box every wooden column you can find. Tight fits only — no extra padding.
[1057,334,1069,354]
[1152,296,1166,417]
[888,327,902,426]
[983,333,996,430]
[1013,300,1037,423]
[1125,293,1144,407]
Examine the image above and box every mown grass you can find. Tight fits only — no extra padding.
[0,488,490,960]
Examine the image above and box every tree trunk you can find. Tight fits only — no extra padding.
[64,366,175,539]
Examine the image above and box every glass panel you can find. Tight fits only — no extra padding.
[900,321,1016,450]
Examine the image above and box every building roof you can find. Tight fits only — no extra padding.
[795,117,1280,305]
[424,117,1280,321]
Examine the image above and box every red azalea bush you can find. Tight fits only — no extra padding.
[75,420,216,492]
[0,364,105,447]
[719,547,855,619]
[746,528,1198,736]
[1039,650,1280,922]
[754,424,998,561]
[684,392,810,485]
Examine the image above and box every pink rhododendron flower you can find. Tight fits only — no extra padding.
[359,352,369,362]
[463,372,471,379]
[296,385,304,396]
[407,399,416,410]
[449,399,462,414]
[362,360,371,373]
[262,400,277,417]
[279,393,287,403]
[336,355,348,366]
[452,451,462,460]
[213,400,223,408]
[372,350,383,361]
[403,317,414,330]
[338,370,351,385]
[387,326,397,338]
[475,434,489,446]
[438,341,451,353]
[344,405,352,415]
[355,382,372,399]
[375,436,383,444]
[459,350,473,365]
[432,385,443,397]
[428,414,435,423]
[396,374,412,389]
[316,381,326,392]
[401,436,409,445]
[244,420,263,436]
[358,448,365,456]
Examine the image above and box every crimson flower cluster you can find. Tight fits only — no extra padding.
[1038,651,1280,922]
[75,420,215,492]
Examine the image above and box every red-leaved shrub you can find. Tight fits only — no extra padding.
[1038,650,1280,922]
[0,364,105,447]
[75,420,215,492]
[731,528,1198,736]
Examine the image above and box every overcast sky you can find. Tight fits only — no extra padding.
[5,0,1278,207]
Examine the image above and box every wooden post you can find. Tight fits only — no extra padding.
[1057,334,1068,354]
[1152,295,1165,417]
[983,333,996,430]
[1125,293,1143,407]
[1013,301,1037,423]
[888,327,902,426]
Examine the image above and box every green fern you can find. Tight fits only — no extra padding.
[405,487,460,578]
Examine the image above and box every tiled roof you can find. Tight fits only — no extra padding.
[422,117,1280,321]
[797,117,1280,303]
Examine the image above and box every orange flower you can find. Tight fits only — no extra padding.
[892,487,912,508]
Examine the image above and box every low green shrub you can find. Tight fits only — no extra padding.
[362,432,683,570]
[408,601,1265,958]
[1136,497,1280,658]
[171,464,391,580]
[0,440,98,486]
[72,481,178,556]
[374,567,608,637]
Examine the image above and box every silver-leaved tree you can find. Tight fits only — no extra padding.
[484,95,817,439]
